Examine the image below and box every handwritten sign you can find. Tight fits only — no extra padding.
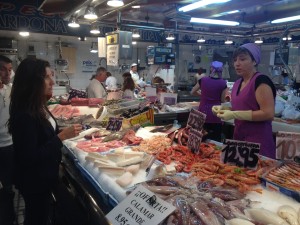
[107,45,119,66]
[187,128,203,154]
[221,139,260,169]
[106,185,176,225]
[276,131,300,160]
[186,109,206,130]
[106,117,123,131]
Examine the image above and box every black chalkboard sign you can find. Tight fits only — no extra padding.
[274,47,289,66]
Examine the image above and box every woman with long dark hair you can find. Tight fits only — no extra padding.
[8,58,82,225]
[122,75,136,100]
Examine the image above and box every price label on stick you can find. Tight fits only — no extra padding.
[106,185,176,225]
[106,117,123,131]
[186,109,206,130]
[276,131,300,160]
[221,139,260,169]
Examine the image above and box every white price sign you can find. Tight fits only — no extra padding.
[107,44,119,66]
[276,131,300,160]
[106,185,176,225]
[221,139,260,169]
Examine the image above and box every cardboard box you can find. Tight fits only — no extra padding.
[260,164,300,202]
[122,109,154,129]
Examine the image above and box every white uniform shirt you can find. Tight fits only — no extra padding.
[87,79,107,98]
[105,76,117,90]
[130,70,139,85]
[0,84,12,147]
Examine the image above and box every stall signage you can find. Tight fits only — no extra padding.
[276,131,300,160]
[187,128,203,154]
[106,185,176,225]
[106,117,123,131]
[107,45,119,66]
[221,139,260,169]
[186,108,206,130]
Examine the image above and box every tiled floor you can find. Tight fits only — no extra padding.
[14,189,25,225]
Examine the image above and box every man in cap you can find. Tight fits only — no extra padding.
[130,63,139,86]
[87,67,108,98]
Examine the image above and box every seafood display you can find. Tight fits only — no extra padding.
[264,162,300,191]
[191,158,276,193]
[50,104,80,119]
[134,176,250,225]
[130,176,300,225]
[55,103,300,224]
[132,135,172,154]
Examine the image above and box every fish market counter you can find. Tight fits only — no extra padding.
[60,128,300,225]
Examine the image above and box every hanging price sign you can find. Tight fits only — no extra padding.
[276,131,300,160]
[221,139,260,169]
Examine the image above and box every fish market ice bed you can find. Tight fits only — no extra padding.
[63,127,163,205]
[63,128,300,216]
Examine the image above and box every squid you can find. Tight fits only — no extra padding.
[277,205,299,225]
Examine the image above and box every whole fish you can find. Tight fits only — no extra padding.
[102,125,140,142]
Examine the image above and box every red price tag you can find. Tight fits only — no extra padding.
[221,139,260,169]
[276,131,300,160]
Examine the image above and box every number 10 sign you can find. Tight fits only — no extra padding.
[276,131,300,160]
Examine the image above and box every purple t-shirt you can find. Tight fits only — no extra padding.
[231,72,275,158]
[198,76,227,123]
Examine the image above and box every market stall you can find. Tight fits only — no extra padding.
[60,126,300,225]
[46,98,300,225]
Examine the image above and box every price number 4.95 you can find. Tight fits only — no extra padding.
[115,214,129,225]
[222,144,259,169]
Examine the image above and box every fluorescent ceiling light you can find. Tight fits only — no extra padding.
[132,5,140,8]
[132,41,137,45]
[19,31,29,37]
[84,6,98,20]
[191,17,239,26]
[78,37,87,41]
[68,16,80,28]
[166,33,175,41]
[224,38,233,44]
[90,42,98,53]
[197,36,205,43]
[282,35,292,41]
[90,49,98,53]
[271,15,300,24]
[107,0,124,7]
[254,37,263,44]
[132,30,140,38]
[211,10,240,18]
[179,0,231,12]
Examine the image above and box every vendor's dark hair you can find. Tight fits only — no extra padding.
[122,72,131,78]
[122,76,135,91]
[8,58,50,133]
[233,47,255,62]
[0,55,12,64]
[107,72,112,77]
[152,76,165,84]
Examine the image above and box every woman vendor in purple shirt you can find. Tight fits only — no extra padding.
[191,61,228,142]
[213,43,276,159]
